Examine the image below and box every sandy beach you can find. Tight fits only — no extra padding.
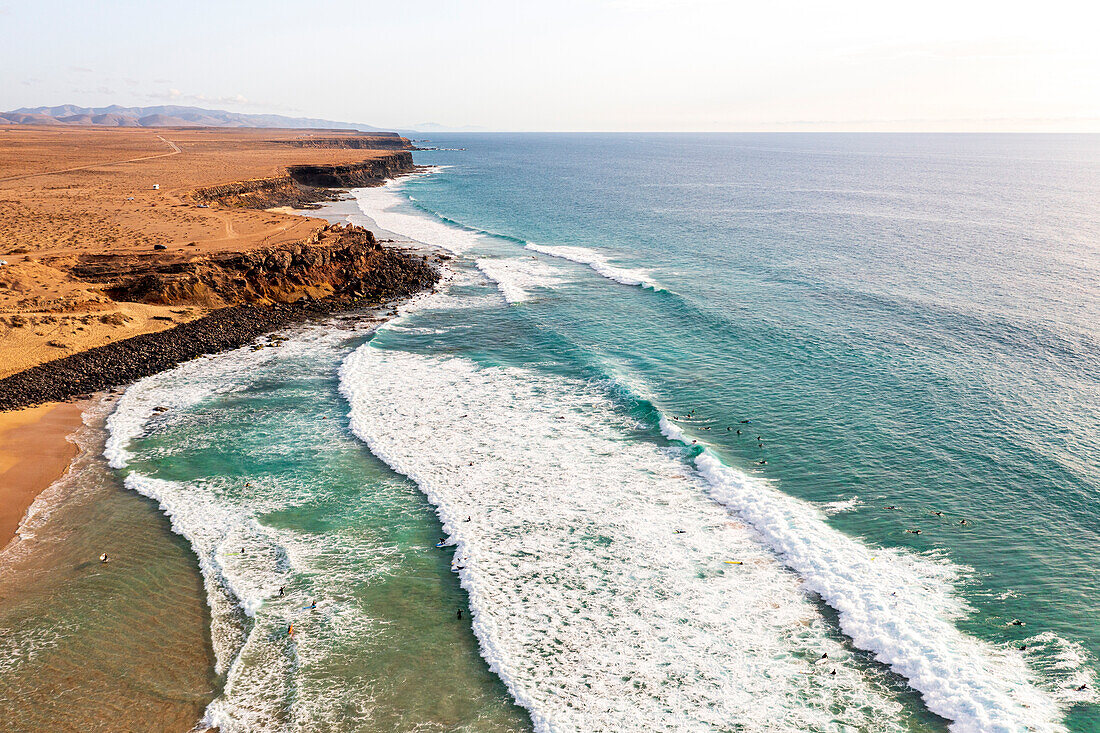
[0,400,90,547]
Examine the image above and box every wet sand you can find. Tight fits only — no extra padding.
[0,400,90,547]
[0,397,217,731]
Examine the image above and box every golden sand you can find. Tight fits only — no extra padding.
[0,400,90,546]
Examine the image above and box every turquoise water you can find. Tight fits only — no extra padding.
[103,134,1099,731]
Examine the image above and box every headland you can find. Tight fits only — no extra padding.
[0,125,439,547]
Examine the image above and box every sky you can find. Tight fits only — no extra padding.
[2,0,1098,132]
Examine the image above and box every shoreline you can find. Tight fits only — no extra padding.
[0,175,443,730]
[0,399,92,547]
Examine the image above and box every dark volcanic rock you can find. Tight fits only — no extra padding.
[191,153,416,209]
[72,224,431,308]
[0,237,439,411]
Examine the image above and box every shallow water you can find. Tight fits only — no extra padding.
[0,401,215,732]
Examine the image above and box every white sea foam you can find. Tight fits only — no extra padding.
[340,347,914,732]
[352,180,484,253]
[475,256,570,303]
[525,242,665,291]
[819,496,864,515]
[671,438,1087,732]
[103,323,403,733]
[345,170,1088,731]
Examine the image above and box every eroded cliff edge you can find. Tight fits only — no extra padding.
[192,153,417,209]
[0,151,437,410]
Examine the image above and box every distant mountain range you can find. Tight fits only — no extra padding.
[0,104,385,131]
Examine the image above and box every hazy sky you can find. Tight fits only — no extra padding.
[3,0,1098,131]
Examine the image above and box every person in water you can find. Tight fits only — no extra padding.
[288,623,295,638]
[278,586,285,597]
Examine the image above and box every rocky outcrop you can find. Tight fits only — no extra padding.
[1,226,442,410]
[0,300,359,411]
[74,224,437,308]
[286,152,415,187]
[187,176,333,209]
[191,153,416,209]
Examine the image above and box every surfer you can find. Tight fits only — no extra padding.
[756,459,767,465]
[288,623,295,638]
[736,429,741,435]
[958,519,968,525]
[464,516,472,522]
[905,529,922,535]
[1010,619,1025,626]
[307,600,317,611]
[885,505,899,510]
[740,419,750,424]
[278,586,285,597]
[673,529,685,534]
[1077,684,1089,691]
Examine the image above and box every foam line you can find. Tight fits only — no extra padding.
[340,347,915,732]
[474,257,569,303]
[656,414,1087,732]
[525,242,666,292]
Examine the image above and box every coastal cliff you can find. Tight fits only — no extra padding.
[0,224,440,411]
[0,139,434,410]
[276,135,412,150]
[77,224,433,308]
[191,153,416,209]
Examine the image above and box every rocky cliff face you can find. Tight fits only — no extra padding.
[286,152,415,186]
[276,135,412,150]
[191,153,416,209]
[73,224,437,308]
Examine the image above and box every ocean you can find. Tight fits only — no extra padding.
[2,133,1098,732]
